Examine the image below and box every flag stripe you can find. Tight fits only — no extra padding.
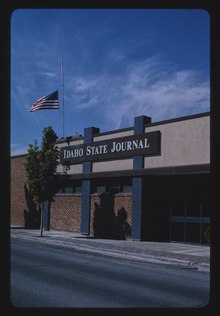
[32,102,59,107]
[30,90,59,112]
[30,106,59,111]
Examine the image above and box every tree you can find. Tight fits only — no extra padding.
[25,126,60,237]
[23,141,41,228]
[40,126,60,202]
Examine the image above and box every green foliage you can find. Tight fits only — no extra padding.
[25,126,60,206]
[25,140,42,204]
[41,126,58,152]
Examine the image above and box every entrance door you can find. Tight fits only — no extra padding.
[170,199,210,244]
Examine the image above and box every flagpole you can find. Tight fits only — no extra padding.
[61,56,65,137]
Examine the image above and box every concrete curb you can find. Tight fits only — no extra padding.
[11,231,210,272]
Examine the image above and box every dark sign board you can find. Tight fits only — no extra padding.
[60,130,161,165]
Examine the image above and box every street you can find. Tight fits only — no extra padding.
[11,238,210,308]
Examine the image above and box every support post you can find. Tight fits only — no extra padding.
[81,127,100,235]
[132,115,151,240]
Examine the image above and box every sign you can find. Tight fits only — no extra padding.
[60,131,161,165]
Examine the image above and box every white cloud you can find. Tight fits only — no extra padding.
[42,71,57,78]
[66,57,210,130]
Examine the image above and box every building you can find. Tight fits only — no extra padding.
[11,112,210,244]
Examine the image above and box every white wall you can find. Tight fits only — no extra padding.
[56,114,210,175]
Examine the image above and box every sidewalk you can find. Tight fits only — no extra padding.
[10,228,210,272]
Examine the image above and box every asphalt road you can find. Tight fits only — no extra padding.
[11,238,210,308]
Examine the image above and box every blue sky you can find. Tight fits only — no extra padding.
[11,8,210,155]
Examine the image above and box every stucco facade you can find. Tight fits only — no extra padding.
[56,113,209,175]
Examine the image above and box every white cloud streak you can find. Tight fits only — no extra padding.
[66,57,210,130]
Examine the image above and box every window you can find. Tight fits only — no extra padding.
[171,200,186,216]
[57,181,82,194]
[93,178,132,194]
[64,186,73,193]
[96,186,106,194]
[74,186,82,194]
[122,185,132,193]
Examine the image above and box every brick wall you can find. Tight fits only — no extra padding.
[90,194,101,235]
[90,193,132,237]
[10,155,133,234]
[114,193,132,228]
[11,155,27,227]
[51,193,132,237]
[50,194,82,232]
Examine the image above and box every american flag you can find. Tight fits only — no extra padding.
[30,90,59,112]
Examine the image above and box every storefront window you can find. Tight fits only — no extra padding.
[96,186,106,194]
[171,201,186,216]
[93,178,132,194]
[201,200,210,217]
[186,200,201,217]
[64,186,73,193]
[171,222,185,242]
[57,181,82,194]
[122,185,132,193]
[74,186,82,193]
